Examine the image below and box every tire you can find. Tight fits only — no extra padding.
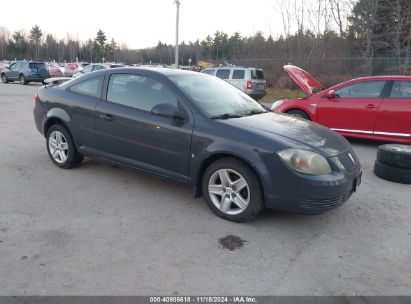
[377,144,411,169]
[46,124,83,169]
[1,73,9,84]
[202,157,264,222]
[286,109,310,120]
[38,68,49,78]
[19,75,27,85]
[374,160,411,184]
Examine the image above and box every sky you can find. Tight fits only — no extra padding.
[1,0,284,49]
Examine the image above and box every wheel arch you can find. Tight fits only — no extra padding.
[44,108,71,136]
[285,108,314,120]
[193,152,264,200]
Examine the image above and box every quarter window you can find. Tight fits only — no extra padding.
[390,81,411,98]
[216,69,230,79]
[334,81,386,98]
[106,74,178,112]
[232,70,245,79]
[69,76,103,98]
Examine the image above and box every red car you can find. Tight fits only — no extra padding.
[272,65,411,144]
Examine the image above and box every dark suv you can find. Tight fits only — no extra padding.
[1,61,50,85]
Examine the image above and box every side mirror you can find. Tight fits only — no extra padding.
[151,103,185,121]
[326,90,336,99]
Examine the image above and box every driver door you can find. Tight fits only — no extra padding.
[317,80,387,134]
[94,73,194,179]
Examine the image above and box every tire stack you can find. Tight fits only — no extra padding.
[374,144,411,184]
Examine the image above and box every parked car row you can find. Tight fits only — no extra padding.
[0,60,127,84]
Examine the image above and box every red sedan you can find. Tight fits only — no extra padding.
[272,65,411,144]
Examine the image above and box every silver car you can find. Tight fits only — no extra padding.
[73,63,125,78]
[201,67,267,100]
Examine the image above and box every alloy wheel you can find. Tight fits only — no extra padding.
[208,169,250,215]
[48,131,69,164]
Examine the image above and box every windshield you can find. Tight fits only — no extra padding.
[169,75,267,118]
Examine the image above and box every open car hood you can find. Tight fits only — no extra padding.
[283,65,325,95]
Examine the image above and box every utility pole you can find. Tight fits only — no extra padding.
[174,0,180,69]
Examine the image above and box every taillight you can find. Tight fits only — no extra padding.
[246,80,253,90]
[34,94,40,104]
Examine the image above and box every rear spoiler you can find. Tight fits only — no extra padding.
[44,77,72,87]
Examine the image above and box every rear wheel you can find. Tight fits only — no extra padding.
[1,74,9,83]
[202,158,264,222]
[19,75,27,85]
[286,109,310,120]
[46,124,83,169]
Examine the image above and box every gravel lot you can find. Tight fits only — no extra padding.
[0,82,410,295]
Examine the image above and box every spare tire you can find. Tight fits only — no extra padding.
[377,144,411,169]
[374,160,411,184]
[38,68,49,78]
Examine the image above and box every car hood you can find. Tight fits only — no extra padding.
[224,112,349,156]
[283,65,325,95]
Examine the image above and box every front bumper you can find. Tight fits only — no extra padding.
[259,151,362,214]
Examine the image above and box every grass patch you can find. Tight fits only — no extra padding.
[262,88,306,102]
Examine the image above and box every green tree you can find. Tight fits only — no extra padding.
[29,25,42,60]
[94,29,107,61]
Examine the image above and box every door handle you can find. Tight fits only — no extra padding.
[365,104,376,109]
[100,113,115,121]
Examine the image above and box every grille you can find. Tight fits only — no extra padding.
[299,193,351,210]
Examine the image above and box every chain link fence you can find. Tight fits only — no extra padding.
[204,58,411,88]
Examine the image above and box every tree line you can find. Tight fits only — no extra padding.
[0,0,409,87]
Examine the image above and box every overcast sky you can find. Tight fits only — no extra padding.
[1,0,284,49]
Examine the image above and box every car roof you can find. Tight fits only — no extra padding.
[351,75,411,81]
[110,67,203,76]
[203,67,260,70]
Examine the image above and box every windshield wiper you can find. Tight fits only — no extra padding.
[211,113,243,120]
[243,110,267,116]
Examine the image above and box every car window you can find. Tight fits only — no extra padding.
[232,70,245,80]
[389,81,411,98]
[251,69,264,80]
[216,69,230,79]
[93,65,105,71]
[13,62,23,70]
[107,73,178,112]
[29,63,47,69]
[82,65,93,73]
[202,70,215,75]
[8,63,16,70]
[169,75,266,118]
[334,81,386,98]
[69,76,104,98]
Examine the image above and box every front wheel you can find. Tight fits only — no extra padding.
[1,74,8,83]
[46,124,83,169]
[202,158,264,222]
[286,109,310,120]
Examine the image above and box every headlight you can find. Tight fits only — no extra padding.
[271,100,284,110]
[277,149,332,175]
